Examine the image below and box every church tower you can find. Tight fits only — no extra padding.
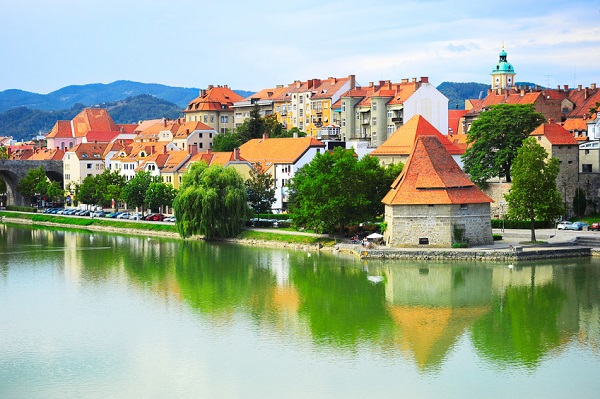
[491,46,516,90]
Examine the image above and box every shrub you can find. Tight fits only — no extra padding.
[493,234,503,241]
[491,219,552,229]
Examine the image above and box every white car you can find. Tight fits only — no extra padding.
[116,212,130,219]
[557,221,573,230]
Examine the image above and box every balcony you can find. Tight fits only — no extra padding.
[361,118,370,124]
[280,111,287,116]
[391,117,403,123]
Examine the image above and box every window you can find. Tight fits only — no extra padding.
[460,204,468,210]
[65,174,70,180]
[372,117,377,126]
[203,115,208,123]
[276,106,280,112]
[583,164,593,172]
[210,115,214,123]
[387,110,393,118]
[585,149,590,155]
[87,163,92,169]
[387,125,394,134]
[299,96,303,104]
[221,115,228,123]
[342,101,346,112]
[299,109,303,117]
[236,113,242,119]
[372,102,377,111]
[356,111,359,120]
[342,118,345,127]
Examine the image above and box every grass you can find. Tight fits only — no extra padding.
[1,211,178,233]
[238,230,336,246]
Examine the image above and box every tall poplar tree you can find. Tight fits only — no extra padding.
[504,137,563,242]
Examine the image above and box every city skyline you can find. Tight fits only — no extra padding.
[1,0,598,94]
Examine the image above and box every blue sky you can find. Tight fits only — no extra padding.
[1,0,599,94]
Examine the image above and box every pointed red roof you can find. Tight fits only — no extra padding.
[371,115,462,156]
[382,135,493,205]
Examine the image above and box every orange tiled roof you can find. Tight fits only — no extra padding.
[185,85,244,112]
[562,117,589,131]
[310,76,352,100]
[465,91,542,116]
[530,123,579,145]
[71,142,108,160]
[71,108,118,138]
[173,121,215,139]
[117,124,139,134]
[244,86,287,101]
[28,148,65,161]
[239,137,325,164]
[46,120,73,139]
[371,115,463,156]
[382,135,493,206]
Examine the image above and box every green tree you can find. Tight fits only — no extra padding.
[96,169,126,209]
[0,146,9,160]
[17,166,48,204]
[145,181,176,213]
[77,175,99,205]
[288,148,394,233]
[46,181,65,204]
[237,104,265,142]
[573,187,587,217]
[212,129,242,152]
[173,163,249,239]
[504,137,563,242]
[462,104,545,187]
[245,163,275,220]
[122,171,160,213]
[272,126,307,138]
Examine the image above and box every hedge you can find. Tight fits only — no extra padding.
[491,219,553,229]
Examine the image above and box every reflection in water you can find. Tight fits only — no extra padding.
[2,225,600,395]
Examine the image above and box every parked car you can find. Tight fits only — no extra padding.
[91,210,105,217]
[147,213,165,221]
[557,221,573,230]
[142,213,155,221]
[568,221,589,231]
[164,216,176,222]
[129,213,142,220]
[106,212,121,218]
[116,212,131,219]
[591,222,600,231]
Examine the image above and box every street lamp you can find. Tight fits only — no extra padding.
[500,201,506,232]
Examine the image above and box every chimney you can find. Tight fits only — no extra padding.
[520,89,525,97]
[401,78,409,83]
[369,82,374,87]
[207,85,214,90]
[295,80,301,88]
[585,87,589,99]
[412,78,417,83]
[420,77,429,83]
[549,118,555,123]
[592,83,597,90]
[234,147,240,161]
[163,118,167,127]
[578,85,582,91]
[293,130,298,138]
[379,80,386,86]
[349,74,356,89]
[564,85,569,91]
[163,145,167,154]
[262,133,268,140]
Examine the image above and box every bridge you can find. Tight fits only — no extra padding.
[0,160,63,207]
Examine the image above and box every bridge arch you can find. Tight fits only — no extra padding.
[0,160,64,207]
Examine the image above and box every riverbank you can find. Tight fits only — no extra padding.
[2,213,598,262]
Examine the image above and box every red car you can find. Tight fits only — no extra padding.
[591,222,600,231]
[147,213,165,221]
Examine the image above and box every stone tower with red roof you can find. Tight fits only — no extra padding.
[382,135,493,247]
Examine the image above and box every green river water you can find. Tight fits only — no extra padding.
[1,224,599,398]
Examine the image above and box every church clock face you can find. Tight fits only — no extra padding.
[508,77,512,84]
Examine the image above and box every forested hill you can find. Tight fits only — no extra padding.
[0,95,183,142]
[436,82,490,110]
[0,80,254,113]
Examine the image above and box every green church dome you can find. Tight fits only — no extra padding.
[492,47,515,75]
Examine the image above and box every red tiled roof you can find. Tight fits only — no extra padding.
[85,130,120,143]
[371,115,463,156]
[530,123,579,145]
[382,135,493,205]
[448,109,467,135]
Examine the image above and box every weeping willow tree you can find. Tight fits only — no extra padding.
[173,162,250,239]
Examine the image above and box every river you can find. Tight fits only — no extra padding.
[1,224,599,398]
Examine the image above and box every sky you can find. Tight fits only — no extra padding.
[1,0,599,94]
